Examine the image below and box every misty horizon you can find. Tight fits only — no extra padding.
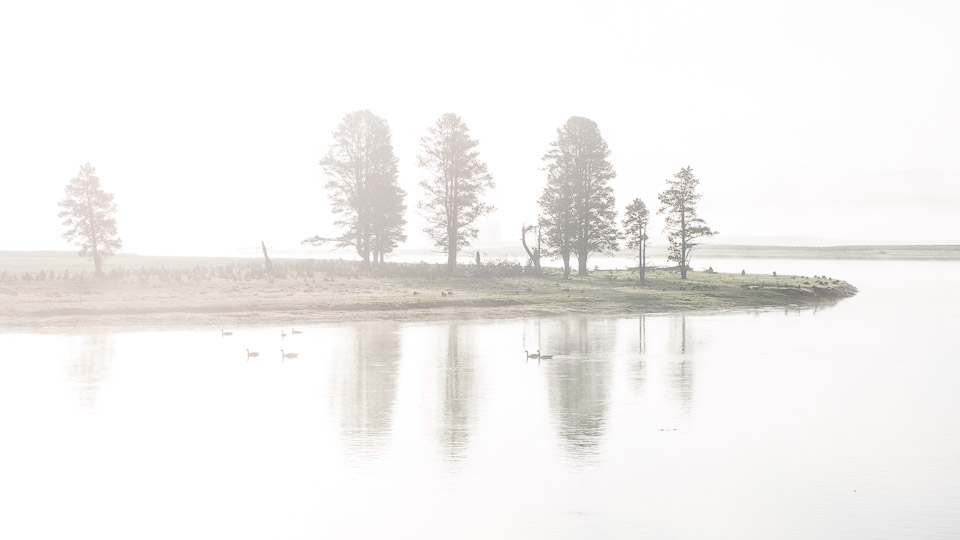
[3,3,960,539]
[2,0,959,257]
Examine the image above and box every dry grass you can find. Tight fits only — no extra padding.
[0,252,857,329]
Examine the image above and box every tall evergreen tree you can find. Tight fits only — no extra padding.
[370,172,407,264]
[57,163,121,277]
[622,198,650,283]
[309,110,406,265]
[657,166,716,279]
[417,113,494,272]
[539,117,619,277]
[538,151,575,278]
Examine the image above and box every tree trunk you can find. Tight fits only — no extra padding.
[639,235,645,284]
[521,226,542,275]
[562,251,571,279]
[680,211,687,279]
[261,241,273,276]
[578,253,588,276]
[447,247,456,273]
[447,221,457,273]
[93,250,103,277]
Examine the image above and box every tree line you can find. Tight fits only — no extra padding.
[57,111,716,280]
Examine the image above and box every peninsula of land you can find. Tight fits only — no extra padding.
[0,252,858,329]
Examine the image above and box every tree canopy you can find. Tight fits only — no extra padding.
[539,116,619,277]
[57,163,122,276]
[622,197,650,282]
[311,110,406,265]
[657,166,716,278]
[417,113,494,272]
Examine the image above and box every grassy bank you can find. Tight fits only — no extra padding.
[0,252,857,329]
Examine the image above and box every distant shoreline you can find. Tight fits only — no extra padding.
[0,252,858,330]
[4,244,959,264]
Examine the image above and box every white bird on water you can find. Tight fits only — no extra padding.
[246,349,259,359]
[221,329,233,337]
[280,349,298,362]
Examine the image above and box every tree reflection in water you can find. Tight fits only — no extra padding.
[437,323,479,463]
[63,333,114,409]
[329,322,401,458]
[544,318,614,460]
[668,314,695,412]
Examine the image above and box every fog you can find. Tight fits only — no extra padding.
[1,0,958,256]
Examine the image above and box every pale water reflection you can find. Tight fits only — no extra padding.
[328,323,401,458]
[1,259,959,539]
[63,333,114,408]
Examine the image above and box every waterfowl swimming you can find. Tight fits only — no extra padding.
[246,349,259,358]
[280,349,298,361]
[525,350,540,360]
[291,328,303,335]
[280,329,287,339]
[538,350,554,359]
[221,329,233,337]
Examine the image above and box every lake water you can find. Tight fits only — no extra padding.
[1,259,958,539]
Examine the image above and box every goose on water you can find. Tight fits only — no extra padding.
[221,330,233,337]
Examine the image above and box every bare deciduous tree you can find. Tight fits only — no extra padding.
[418,113,494,273]
[657,166,716,279]
[521,219,543,275]
[57,163,121,277]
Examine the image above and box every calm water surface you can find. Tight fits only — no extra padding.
[1,259,958,539]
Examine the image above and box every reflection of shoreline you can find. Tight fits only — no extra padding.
[330,323,401,458]
[63,334,115,409]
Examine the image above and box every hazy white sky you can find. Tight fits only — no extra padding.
[1,0,958,256]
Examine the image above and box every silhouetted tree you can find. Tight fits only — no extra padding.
[371,171,407,264]
[539,117,619,277]
[623,198,650,283]
[310,110,406,265]
[538,155,575,278]
[657,166,716,279]
[418,113,494,272]
[57,163,121,276]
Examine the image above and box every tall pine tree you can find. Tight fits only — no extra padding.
[309,110,406,265]
[622,198,650,283]
[417,113,494,272]
[657,166,716,278]
[58,163,122,277]
[539,117,619,277]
